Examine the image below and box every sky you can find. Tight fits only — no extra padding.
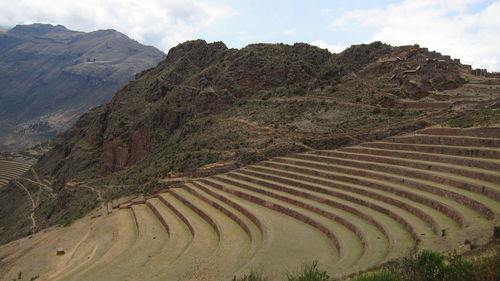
[0,0,499,71]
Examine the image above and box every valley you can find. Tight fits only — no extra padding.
[0,24,165,151]
[0,39,498,281]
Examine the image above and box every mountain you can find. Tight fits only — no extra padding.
[0,23,166,151]
[1,39,498,245]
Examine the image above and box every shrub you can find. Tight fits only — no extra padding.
[236,150,266,166]
[351,271,401,281]
[442,252,476,281]
[233,270,268,281]
[286,261,330,281]
[142,180,163,195]
[494,226,500,239]
[397,250,446,281]
[381,250,499,281]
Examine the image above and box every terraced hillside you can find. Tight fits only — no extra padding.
[7,40,497,245]
[0,126,498,281]
[0,154,35,188]
[397,75,500,111]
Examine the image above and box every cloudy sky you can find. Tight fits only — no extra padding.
[1,0,499,71]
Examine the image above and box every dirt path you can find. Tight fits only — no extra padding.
[20,178,55,198]
[81,184,108,215]
[249,95,378,109]
[14,180,37,231]
[35,185,42,207]
[221,117,325,141]
[81,184,104,202]
[224,117,278,135]
[14,180,35,209]
[30,168,54,193]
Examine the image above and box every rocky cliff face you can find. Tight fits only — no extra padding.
[0,23,166,151]
[0,39,470,244]
[43,40,465,192]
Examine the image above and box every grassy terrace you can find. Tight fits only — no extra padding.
[0,158,34,188]
[0,126,499,281]
[281,154,491,223]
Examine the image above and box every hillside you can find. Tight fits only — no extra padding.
[0,154,36,189]
[0,23,166,151]
[0,39,498,246]
[0,125,498,280]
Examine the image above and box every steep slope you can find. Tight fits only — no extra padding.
[0,23,166,151]
[0,125,498,281]
[1,39,496,245]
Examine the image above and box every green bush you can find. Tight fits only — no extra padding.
[494,226,500,239]
[351,271,401,281]
[447,110,499,128]
[286,261,330,281]
[233,250,499,281]
[397,250,446,281]
[381,250,499,281]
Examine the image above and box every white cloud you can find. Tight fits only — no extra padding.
[332,0,500,71]
[310,40,347,53]
[0,0,234,52]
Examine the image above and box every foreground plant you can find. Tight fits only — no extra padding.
[286,261,330,281]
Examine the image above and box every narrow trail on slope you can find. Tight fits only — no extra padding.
[30,168,55,193]
[14,180,37,232]
[223,117,279,135]
[81,184,104,202]
[80,184,107,215]
[20,178,56,198]
[253,96,379,109]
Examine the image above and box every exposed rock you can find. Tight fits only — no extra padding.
[0,40,474,245]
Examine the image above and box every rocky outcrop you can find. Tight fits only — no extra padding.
[0,39,476,245]
[101,130,151,173]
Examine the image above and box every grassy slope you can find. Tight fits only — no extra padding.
[0,39,493,245]
[0,127,498,280]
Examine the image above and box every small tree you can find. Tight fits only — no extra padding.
[494,226,500,239]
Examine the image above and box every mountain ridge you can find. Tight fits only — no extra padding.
[0,23,166,151]
[0,38,498,245]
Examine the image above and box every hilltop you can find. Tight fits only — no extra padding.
[0,39,498,246]
[0,23,166,151]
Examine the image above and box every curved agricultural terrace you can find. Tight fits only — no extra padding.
[0,157,35,188]
[0,126,499,281]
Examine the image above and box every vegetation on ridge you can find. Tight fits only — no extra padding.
[0,38,491,245]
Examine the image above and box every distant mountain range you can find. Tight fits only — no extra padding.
[0,23,166,151]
